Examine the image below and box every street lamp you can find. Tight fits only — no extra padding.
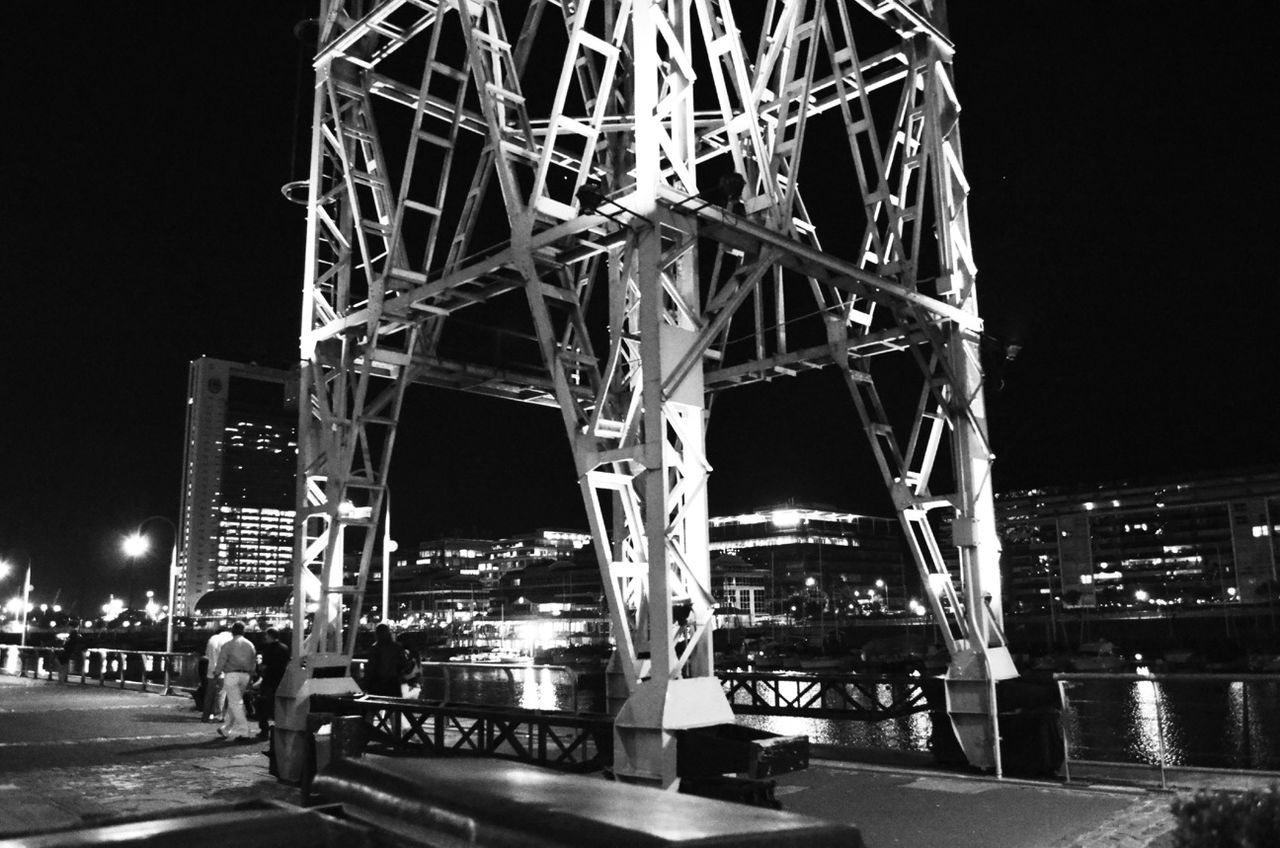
[0,554,33,648]
[122,516,179,655]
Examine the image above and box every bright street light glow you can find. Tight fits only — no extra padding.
[1134,589,1149,602]
[122,533,149,558]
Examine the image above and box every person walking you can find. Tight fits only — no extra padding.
[213,621,257,741]
[256,628,290,740]
[202,625,232,722]
[58,626,86,683]
[362,623,406,697]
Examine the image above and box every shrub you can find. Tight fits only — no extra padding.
[1171,784,1280,848]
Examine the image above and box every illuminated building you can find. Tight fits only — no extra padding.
[481,529,592,577]
[410,538,495,577]
[708,505,910,613]
[387,570,488,623]
[177,357,297,614]
[711,555,769,627]
[998,468,1280,613]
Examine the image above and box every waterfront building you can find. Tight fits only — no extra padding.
[383,569,488,625]
[708,505,911,615]
[710,554,769,627]
[409,538,495,577]
[492,555,602,616]
[998,468,1280,614]
[491,555,609,651]
[482,529,592,577]
[177,357,297,614]
[191,585,292,630]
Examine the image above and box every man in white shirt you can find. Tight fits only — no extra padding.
[213,620,258,741]
[202,626,232,721]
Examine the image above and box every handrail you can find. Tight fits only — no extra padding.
[345,658,583,709]
[417,661,580,709]
[0,644,200,696]
[1055,671,1280,683]
[1054,671,1280,788]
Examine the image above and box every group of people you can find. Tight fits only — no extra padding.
[200,622,290,742]
[198,621,418,744]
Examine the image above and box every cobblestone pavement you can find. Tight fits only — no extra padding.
[1049,794,1176,848]
[0,752,302,837]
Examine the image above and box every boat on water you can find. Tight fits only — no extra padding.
[1068,640,1129,672]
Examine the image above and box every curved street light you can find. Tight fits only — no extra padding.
[122,516,179,656]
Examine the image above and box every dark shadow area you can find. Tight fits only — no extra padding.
[127,712,208,725]
[119,737,257,756]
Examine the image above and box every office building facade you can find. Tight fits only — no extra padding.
[177,357,297,614]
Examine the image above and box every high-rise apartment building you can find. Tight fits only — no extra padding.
[998,468,1280,613]
[177,357,297,614]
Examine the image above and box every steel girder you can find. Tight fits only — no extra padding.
[286,0,1013,778]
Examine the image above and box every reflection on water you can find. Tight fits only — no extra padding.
[516,666,560,711]
[739,708,933,752]
[426,667,1280,770]
[728,679,935,752]
[421,664,602,713]
[1061,678,1280,769]
[1128,678,1168,764]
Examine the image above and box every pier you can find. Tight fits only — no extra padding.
[5,671,1275,846]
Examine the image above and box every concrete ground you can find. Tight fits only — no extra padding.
[2,674,1271,846]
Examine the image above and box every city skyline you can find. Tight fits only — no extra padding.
[3,2,1277,612]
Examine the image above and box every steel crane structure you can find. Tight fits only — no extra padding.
[280,0,1016,786]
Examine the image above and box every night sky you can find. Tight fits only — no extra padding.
[3,2,1276,612]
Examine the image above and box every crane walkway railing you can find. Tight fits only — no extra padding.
[311,693,613,773]
[719,670,933,720]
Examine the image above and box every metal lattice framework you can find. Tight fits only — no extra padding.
[284,0,1015,782]
[721,671,931,721]
[314,695,614,772]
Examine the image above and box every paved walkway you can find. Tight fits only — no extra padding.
[0,753,298,836]
[777,760,1180,848]
[2,673,1272,845]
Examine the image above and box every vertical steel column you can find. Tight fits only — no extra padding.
[609,0,732,787]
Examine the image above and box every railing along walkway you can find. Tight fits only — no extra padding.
[0,644,200,696]
[1056,671,1280,789]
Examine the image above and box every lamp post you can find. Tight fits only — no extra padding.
[122,516,179,655]
[1,556,33,648]
[382,489,394,624]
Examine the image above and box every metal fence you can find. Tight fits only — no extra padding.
[1055,671,1280,788]
[720,670,930,721]
[313,694,613,772]
[0,644,200,695]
